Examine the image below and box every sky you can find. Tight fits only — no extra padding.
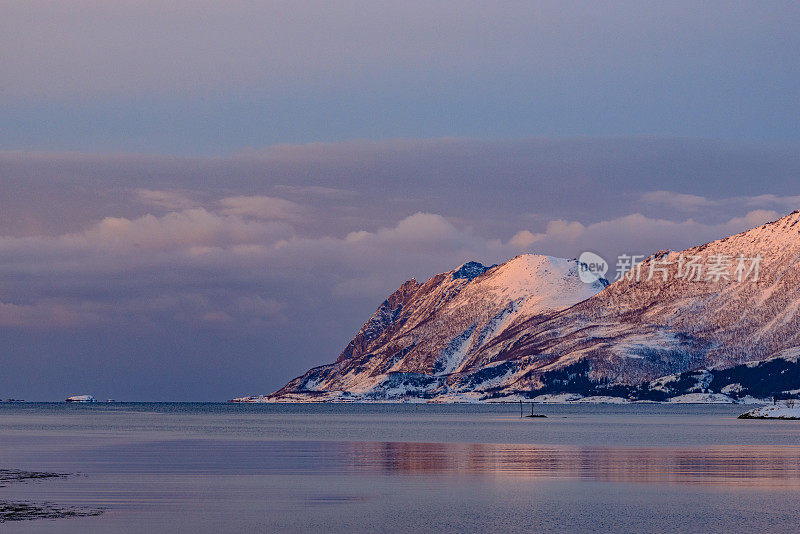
[1,1,799,400]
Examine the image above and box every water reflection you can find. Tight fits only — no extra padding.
[17,436,800,490]
[330,441,800,488]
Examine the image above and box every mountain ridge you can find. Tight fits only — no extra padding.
[252,210,800,402]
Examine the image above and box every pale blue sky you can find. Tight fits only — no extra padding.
[2,1,799,153]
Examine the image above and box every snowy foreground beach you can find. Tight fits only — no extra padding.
[739,402,800,420]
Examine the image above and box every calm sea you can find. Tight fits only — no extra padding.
[0,402,799,533]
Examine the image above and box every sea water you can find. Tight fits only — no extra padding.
[0,402,799,533]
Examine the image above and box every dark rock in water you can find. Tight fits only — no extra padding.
[0,501,103,523]
[0,469,68,488]
[0,469,103,523]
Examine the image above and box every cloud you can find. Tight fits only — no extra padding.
[0,210,456,328]
[135,189,200,210]
[507,210,782,261]
[218,196,306,221]
[641,191,714,211]
[273,185,355,199]
[0,200,787,332]
[196,296,284,326]
[0,139,799,399]
[344,213,462,247]
[0,300,102,328]
[509,220,586,247]
[0,142,797,336]
[82,208,292,250]
[741,194,800,210]
[2,138,798,240]
[642,190,800,213]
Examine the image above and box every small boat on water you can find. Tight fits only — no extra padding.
[65,395,97,403]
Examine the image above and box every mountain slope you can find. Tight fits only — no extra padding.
[271,255,606,400]
[486,210,800,389]
[262,210,800,402]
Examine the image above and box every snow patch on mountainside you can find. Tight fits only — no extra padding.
[436,324,477,375]
[482,255,605,314]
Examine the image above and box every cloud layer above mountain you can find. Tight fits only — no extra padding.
[0,137,799,399]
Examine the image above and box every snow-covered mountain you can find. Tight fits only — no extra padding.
[267,255,606,401]
[256,211,800,402]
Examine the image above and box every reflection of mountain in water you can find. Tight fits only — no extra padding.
[326,441,800,489]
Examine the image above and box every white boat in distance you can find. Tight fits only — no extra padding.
[65,395,97,403]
